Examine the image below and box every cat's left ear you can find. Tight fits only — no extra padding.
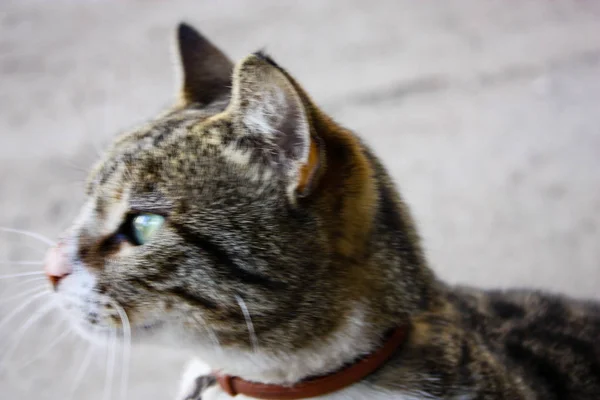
[227,53,321,198]
[176,23,233,105]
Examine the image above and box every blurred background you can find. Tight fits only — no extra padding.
[1,0,599,399]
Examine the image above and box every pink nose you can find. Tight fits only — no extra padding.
[44,243,72,290]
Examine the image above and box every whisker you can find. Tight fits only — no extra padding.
[0,284,50,306]
[0,278,47,304]
[192,313,223,355]
[15,276,46,284]
[18,320,71,370]
[205,324,223,355]
[89,137,104,158]
[0,261,43,266]
[102,325,118,400]
[2,275,46,290]
[110,301,131,400]
[1,299,57,364]
[67,343,97,400]
[0,291,51,331]
[0,271,45,280]
[60,159,89,174]
[0,227,55,247]
[0,239,47,257]
[234,295,259,353]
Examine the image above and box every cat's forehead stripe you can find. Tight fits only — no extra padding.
[90,108,281,214]
[108,112,228,161]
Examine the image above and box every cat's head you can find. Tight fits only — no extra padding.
[44,24,430,382]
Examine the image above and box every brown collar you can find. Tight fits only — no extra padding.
[213,326,407,399]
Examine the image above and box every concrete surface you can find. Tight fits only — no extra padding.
[1,0,599,399]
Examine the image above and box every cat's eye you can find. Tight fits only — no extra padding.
[131,214,165,245]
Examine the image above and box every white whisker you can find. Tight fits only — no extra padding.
[234,294,259,352]
[111,301,131,400]
[60,159,88,174]
[102,325,118,400]
[1,299,57,364]
[18,320,71,369]
[205,324,223,355]
[67,343,97,400]
[0,285,48,305]
[2,275,46,290]
[0,237,47,251]
[89,135,104,158]
[0,291,50,331]
[0,261,43,266]
[15,276,47,285]
[0,227,55,247]
[0,271,45,280]
[192,313,223,355]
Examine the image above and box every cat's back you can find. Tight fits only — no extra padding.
[449,286,600,399]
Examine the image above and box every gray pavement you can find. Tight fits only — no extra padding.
[1,1,599,399]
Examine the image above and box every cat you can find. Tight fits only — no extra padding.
[41,23,600,400]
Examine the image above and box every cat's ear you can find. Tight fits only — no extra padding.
[176,23,233,105]
[228,53,321,197]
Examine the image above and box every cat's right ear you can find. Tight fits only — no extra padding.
[176,23,233,106]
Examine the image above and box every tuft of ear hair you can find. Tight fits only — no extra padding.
[176,23,233,105]
[227,53,321,198]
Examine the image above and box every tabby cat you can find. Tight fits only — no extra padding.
[42,23,600,400]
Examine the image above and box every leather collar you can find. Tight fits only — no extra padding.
[213,326,407,399]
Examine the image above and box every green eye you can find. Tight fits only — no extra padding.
[132,214,165,245]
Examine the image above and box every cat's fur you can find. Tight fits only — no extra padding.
[51,23,600,400]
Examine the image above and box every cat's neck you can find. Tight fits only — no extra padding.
[193,303,389,385]
[196,277,444,386]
